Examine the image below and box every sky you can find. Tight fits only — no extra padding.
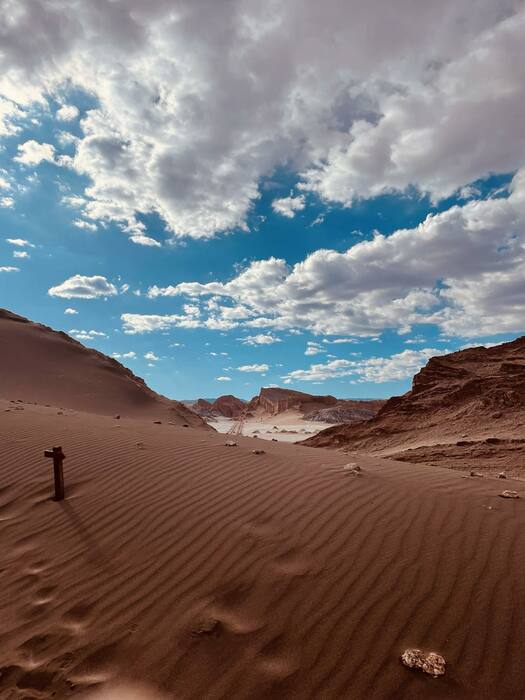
[0,0,524,400]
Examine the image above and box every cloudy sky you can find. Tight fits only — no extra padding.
[1,0,524,399]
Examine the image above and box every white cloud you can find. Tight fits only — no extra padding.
[236,363,269,372]
[144,351,160,361]
[14,140,55,166]
[148,169,525,338]
[69,328,108,340]
[48,274,119,299]
[13,250,29,259]
[272,194,306,219]
[73,219,98,231]
[56,104,79,121]
[6,238,35,248]
[216,376,232,382]
[0,266,19,272]
[64,307,78,315]
[240,333,282,346]
[130,234,161,247]
[305,342,326,356]
[283,348,445,384]
[1,1,522,241]
[0,196,14,208]
[113,351,137,359]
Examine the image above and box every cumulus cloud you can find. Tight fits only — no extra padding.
[216,376,231,382]
[144,351,160,361]
[0,1,523,241]
[73,219,98,231]
[14,140,55,166]
[64,307,78,315]
[56,104,79,121]
[283,348,445,384]
[112,351,137,359]
[305,342,326,356]
[69,328,108,340]
[13,250,29,259]
[272,194,305,219]
[48,274,119,299]
[240,333,282,345]
[0,196,14,208]
[235,363,269,372]
[145,170,525,338]
[6,238,35,248]
[0,266,19,272]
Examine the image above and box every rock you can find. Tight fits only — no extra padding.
[469,470,483,477]
[401,649,446,677]
[498,471,507,479]
[153,420,162,424]
[499,490,519,499]
[343,463,362,475]
[114,415,120,420]
[225,441,237,447]
[271,438,278,442]
[252,449,265,454]
[182,423,189,427]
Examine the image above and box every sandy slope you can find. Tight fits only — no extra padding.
[0,309,204,427]
[1,400,525,699]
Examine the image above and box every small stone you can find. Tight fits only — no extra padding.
[401,649,445,677]
[499,490,519,499]
[182,424,189,428]
[114,415,120,420]
[225,441,237,447]
[469,470,482,477]
[498,471,507,479]
[153,420,162,424]
[271,438,278,442]
[252,449,265,454]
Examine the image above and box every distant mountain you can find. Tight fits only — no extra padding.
[0,308,207,427]
[302,338,525,469]
[191,386,384,423]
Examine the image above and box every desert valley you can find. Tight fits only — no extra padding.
[1,3,524,697]
[1,308,525,699]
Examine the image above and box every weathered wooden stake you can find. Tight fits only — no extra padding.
[44,446,66,501]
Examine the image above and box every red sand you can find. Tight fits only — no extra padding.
[0,309,204,427]
[2,312,525,698]
[1,402,525,698]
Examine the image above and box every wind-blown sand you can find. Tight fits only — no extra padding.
[2,399,525,698]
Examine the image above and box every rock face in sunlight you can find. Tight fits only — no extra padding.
[191,387,384,423]
[0,308,207,427]
[302,337,525,473]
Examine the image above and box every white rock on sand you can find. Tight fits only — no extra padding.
[401,649,446,677]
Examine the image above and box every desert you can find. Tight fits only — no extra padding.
[1,3,524,697]
[1,310,525,699]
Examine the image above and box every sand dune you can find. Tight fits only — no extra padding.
[1,399,525,698]
[0,309,205,427]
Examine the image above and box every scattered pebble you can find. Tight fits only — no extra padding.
[153,420,162,424]
[343,463,362,475]
[57,411,63,415]
[469,470,483,477]
[271,438,278,442]
[182,424,189,428]
[252,449,265,455]
[499,490,519,499]
[401,649,446,677]
[225,441,237,447]
[114,415,120,420]
[498,471,507,479]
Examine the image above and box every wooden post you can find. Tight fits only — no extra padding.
[44,446,66,501]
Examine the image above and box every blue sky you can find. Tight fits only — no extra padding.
[1,2,524,400]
